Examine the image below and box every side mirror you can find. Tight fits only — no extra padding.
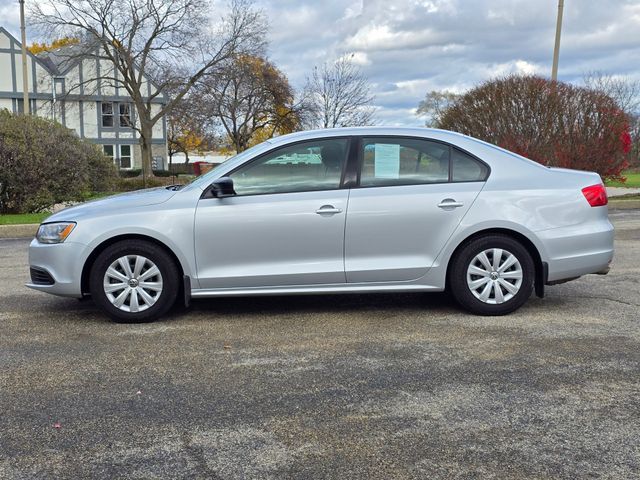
[210,177,236,198]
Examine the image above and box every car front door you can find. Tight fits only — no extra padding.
[194,138,351,289]
[344,137,488,283]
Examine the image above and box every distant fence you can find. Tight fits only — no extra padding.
[168,162,196,175]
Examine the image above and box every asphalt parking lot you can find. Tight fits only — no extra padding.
[1,210,639,479]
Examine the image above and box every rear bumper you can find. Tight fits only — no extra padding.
[26,239,86,298]
[538,218,614,283]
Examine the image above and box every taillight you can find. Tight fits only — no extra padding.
[581,184,608,207]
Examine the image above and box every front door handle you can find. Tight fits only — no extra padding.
[437,199,464,209]
[316,205,343,215]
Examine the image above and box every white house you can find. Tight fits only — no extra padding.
[0,27,168,170]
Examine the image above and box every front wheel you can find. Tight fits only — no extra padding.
[89,240,180,323]
[449,235,535,316]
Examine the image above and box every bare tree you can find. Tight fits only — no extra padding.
[304,55,375,129]
[583,71,640,114]
[584,71,640,168]
[416,90,460,127]
[30,0,266,180]
[167,93,217,166]
[200,54,300,152]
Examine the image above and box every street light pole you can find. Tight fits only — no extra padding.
[551,0,564,81]
[19,0,30,114]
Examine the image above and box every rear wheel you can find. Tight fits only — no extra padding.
[89,240,180,323]
[449,235,534,316]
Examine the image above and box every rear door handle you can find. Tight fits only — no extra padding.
[316,205,343,215]
[437,199,464,209]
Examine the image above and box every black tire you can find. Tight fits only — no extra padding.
[89,240,180,323]
[449,234,535,316]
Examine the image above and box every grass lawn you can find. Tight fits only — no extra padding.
[606,172,640,188]
[0,212,51,225]
[0,192,115,226]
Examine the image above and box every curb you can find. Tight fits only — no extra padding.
[609,200,640,210]
[0,224,37,239]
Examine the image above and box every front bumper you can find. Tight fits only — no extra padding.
[26,239,87,298]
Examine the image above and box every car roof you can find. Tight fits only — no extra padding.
[266,127,550,174]
[265,126,467,146]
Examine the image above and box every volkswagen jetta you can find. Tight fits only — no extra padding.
[27,127,613,322]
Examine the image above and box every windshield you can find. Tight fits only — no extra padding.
[183,142,272,190]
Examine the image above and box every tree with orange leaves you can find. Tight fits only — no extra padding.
[199,54,301,152]
[28,37,79,55]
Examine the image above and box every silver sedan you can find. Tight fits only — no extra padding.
[27,127,614,322]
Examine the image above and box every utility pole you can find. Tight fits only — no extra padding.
[19,0,30,114]
[551,0,565,81]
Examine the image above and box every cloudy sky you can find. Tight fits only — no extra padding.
[2,0,639,125]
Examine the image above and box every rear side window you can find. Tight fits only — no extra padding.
[359,137,488,187]
[360,137,450,187]
[451,148,489,182]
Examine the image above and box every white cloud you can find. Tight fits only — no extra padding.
[345,23,446,51]
[6,0,639,126]
[263,0,640,124]
[338,51,371,66]
[0,1,21,37]
[343,0,363,19]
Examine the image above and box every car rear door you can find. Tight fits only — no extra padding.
[194,137,351,289]
[344,136,488,283]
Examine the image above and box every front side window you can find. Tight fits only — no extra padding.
[119,145,132,169]
[230,138,349,196]
[119,103,132,127]
[101,102,114,127]
[360,137,450,187]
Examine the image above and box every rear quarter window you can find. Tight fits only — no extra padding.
[451,148,489,182]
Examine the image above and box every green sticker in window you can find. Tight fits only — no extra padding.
[374,143,400,179]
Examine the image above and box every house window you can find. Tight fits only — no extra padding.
[101,102,114,127]
[119,145,132,169]
[54,78,64,95]
[119,103,132,127]
[103,145,114,161]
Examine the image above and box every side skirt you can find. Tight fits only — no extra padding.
[190,283,442,298]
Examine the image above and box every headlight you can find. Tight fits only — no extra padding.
[36,222,76,244]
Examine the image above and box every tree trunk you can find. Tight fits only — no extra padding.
[139,123,154,184]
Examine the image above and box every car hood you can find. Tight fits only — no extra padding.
[45,187,178,222]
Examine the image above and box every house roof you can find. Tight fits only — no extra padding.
[0,25,166,101]
[36,43,94,75]
[36,40,167,100]
[0,26,61,75]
